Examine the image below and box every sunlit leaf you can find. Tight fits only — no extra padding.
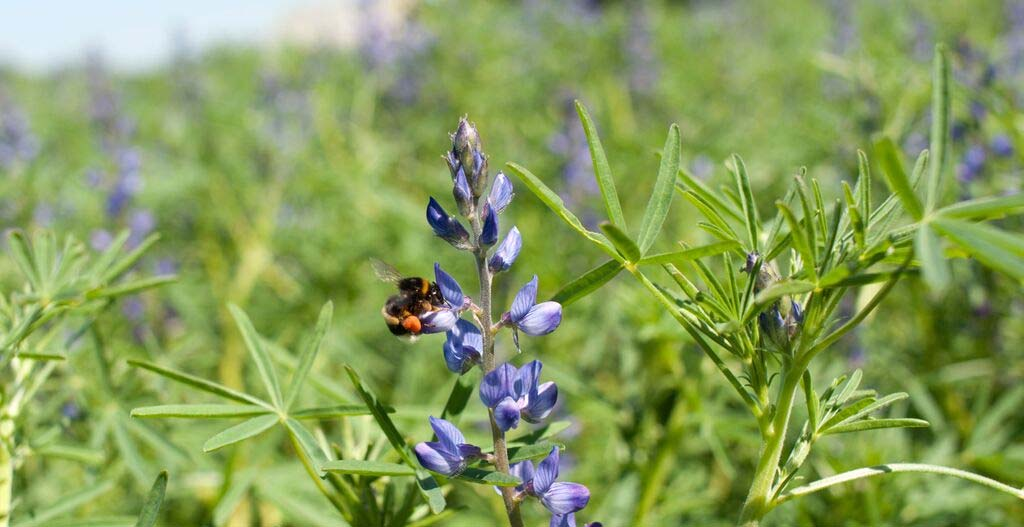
[203,414,278,452]
[576,101,626,230]
[637,124,680,255]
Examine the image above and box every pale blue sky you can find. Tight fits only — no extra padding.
[0,0,302,72]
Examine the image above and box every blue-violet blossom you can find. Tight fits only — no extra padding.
[479,360,558,432]
[413,416,483,476]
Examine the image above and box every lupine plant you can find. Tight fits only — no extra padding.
[506,45,1024,526]
[413,118,597,527]
[0,230,172,526]
[126,119,597,526]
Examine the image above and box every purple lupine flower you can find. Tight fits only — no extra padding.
[503,276,563,349]
[489,226,522,273]
[489,172,514,214]
[90,229,114,251]
[551,513,602,527]
[127,209,155,247]
[479,360,559,431]
[992,135,1013,157]
[958,145,987,184]
[480,204,499,246]
[0,91,39,168]
[413,416,483,476]
[427,197,471,249]
[443,319,482,374]
[419,263,468,334]
[512,447,590,516]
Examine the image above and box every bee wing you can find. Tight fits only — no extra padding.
[371,258,404,284]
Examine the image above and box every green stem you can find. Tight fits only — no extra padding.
[287,432,352,522]
[775,463,1024,505]
[0,440,10,527]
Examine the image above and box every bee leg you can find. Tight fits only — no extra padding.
[381,306,401,325]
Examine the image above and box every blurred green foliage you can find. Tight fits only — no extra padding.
[0,0,1022,525]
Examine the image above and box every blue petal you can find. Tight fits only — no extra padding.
[524,381,558,423]
[426,197,469,247]
[443,320,482,374]
[550,513,576,527]
[414,441,465,476]
[428,416,466,452]
[488,226,522,273]
[517,360,543,397]
[420,309,459,334]
[434,263,466,309]
[489,171,514,213]
[518,302,562,336]
[453,169,473,214]
[480,204,499,246]
[494,397,521,432]
[533,446,560,495]
[510,460,535,493]
[540,482,591,515]
[480,363,518,408]
[510,276,538,322]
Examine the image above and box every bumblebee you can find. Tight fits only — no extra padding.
[372,259,446,338]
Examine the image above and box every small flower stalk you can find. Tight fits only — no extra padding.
[410,118,595,527]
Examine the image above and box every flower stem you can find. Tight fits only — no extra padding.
[474,248,524,527]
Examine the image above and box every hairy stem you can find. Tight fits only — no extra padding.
[474,247,524,527]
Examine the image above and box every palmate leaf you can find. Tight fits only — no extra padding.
[637,124,680,255]
[344,365,446,514]
[228,304,284,408]
[203,414,279,453]
[576,101,627,230]
[551,259,623,306]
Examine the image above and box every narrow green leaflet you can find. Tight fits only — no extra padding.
[86,275,177,300]
[33,517,136,527]
[134,471,168,527]
[932,217,1024,281]
[127,359,271,408]
[823,418,929,435]
[285,301,334,410]
[637,240,740,266]
[875,137,923,220]
[600,222,640,262]
[731,155,760,252]
[454,468,521,487]
[576,101,626,230]
[344,365,446,514]
[915,225,950,293]
[203,414,279,452]
[507,442,562,463]
[291,404,376,420]
[938,194,1024,220]
[637,124,680,255]
[131,404,271,419]
[284,418,329,475]
[7,230,41,290]
[228,304,284,408]
[323,459,416,477]
[505,162,619,258]
[102,233,160,283]
[551,259,623,306]
[926,44,950,212]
